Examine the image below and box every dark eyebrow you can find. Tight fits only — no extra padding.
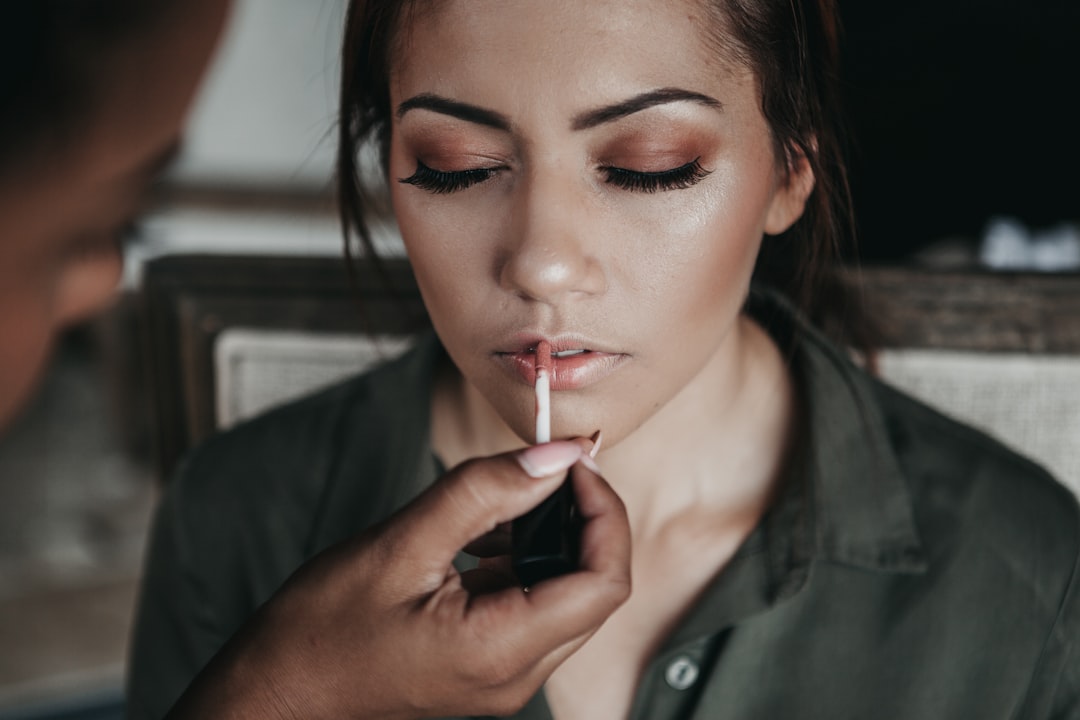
[396,94,512,131]
[571,87,722,131]
[395,87,722,134]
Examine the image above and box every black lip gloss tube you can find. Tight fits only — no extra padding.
[512,478,579,587]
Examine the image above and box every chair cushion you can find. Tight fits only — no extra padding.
[879,349,1080,495]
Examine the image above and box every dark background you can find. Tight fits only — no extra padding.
[839,1,1079,262]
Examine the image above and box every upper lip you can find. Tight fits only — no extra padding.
[499,335,619,355]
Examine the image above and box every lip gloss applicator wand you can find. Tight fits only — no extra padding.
[511,340,580,587]
[535,341,551,445]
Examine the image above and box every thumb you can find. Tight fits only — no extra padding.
[390,441,584,573]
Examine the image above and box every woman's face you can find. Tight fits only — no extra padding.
[0,0,229,429]
[389,0,812,447]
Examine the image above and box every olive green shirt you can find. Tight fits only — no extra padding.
[128,293,1080,719]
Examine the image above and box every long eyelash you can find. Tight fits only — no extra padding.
[398,161,495,194]
[601,158,711,193]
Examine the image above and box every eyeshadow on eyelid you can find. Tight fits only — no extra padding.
[405,135,508,161]
[606,146,695,158]
[600,130,712,152]
[417,153,507,171]
[599,146,703,167]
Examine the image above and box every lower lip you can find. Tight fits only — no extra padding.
[497,350,628,391]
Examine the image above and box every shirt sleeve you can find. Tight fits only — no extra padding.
[1027,503,1080,720]
[1049,564,1080,720]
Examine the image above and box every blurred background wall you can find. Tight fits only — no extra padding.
[841,1,1079,267]
[170,0,345,189]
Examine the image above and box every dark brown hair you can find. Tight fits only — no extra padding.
[0,0,179,174]
[337,0,859,340]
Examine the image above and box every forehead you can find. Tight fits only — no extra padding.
[389,0,751,112]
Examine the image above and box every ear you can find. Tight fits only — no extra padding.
[763,146,816,236]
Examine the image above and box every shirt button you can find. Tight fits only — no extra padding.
[664,656,700,690]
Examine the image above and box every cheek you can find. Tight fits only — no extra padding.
[0,290,58,432]
[391,180,503,325]
[0,245,122,430]
[391,183,457,307]
[617,173,768,325]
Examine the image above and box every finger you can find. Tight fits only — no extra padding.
[566,459,632,583]
[521,463,631,621]
[466,464,631,656]
[460,566,519,595]
[565,434,599,458]
[519,629,601,690]
[477,554,515,579]
[462,440,592,558]
[390,442,585,573]
[462,522,511,558]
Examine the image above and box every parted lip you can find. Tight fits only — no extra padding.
[494,334,629,390]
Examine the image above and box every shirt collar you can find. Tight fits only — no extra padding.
[660,288,928,652]
[751,288,927,575]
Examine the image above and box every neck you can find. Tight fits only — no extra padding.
[598,315,795,536]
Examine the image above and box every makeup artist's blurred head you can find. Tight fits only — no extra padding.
[0,0,230,429]
[337,0,847,448]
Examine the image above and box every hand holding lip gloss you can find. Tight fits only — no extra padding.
[512,340,582,587]
[168,441,630,720]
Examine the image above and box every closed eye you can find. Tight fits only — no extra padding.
[601,157,710,193]
[398,161,498,194]
[398,157,711,195]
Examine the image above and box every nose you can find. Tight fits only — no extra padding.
[498,165,606,305]
[54,243,122,327]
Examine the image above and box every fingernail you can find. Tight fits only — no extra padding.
[517,442,582,478]
[580,453,603,475]
[588,430,603,458]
